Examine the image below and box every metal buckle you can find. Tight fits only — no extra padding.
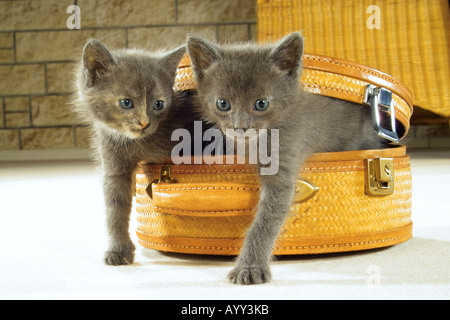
[146,165,173,199]
[363,85,399,143]
[365,158,395,196]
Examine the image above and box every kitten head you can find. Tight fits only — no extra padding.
[186,32,304,135]
[74,39,186,139]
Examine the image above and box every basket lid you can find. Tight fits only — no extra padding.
[175,53,413,139]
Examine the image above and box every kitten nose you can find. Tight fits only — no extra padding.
[139,120,150,130]
[233,121,249,131]
[232,113,250,130]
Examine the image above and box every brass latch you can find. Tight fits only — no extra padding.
[292,179,319,203]
[146,165,174,199]
[365,158,395,196]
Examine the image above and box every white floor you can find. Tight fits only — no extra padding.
[0,149,449,300]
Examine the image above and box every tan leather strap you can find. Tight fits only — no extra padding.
[301,54,412,138]
[151,182,260,217]
[302,54,413,108]
[175,53,413,138]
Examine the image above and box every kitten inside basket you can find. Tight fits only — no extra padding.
[186,32,391,284]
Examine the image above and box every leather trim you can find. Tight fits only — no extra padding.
[302,54,413,108]
[152,182,259,217]
[136,223,413,255]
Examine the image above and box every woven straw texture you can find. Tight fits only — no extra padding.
[135,147,412,255]
[257,0,450,118]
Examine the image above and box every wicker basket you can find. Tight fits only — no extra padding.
[257,0,450,118]
[135,52,413,255]
[135,147,412,255]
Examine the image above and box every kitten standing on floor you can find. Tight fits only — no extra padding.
[187,32,388,284]
[73,39,191,265]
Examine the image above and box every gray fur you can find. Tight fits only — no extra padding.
[73,39,191,266]
[187,32,387,284]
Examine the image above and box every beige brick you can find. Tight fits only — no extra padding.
[177,0,256,24]
[0,33,13,48]
[429,137,450,149]
[16,29,126,62]
[75,126,91,148]
[78,0,175,27]
[414,125,437,138]
[47,62,76,93]
[0,129,19,150]
[0,49,14,63]
[5,112,30,128]
[128,26,216,50]
[403,136,429,149]
[31,95,77,126]
[218,25,250,43]
[21,127,74,150]
[4,97,29,112]
[0,64,45,95]
[0,0,73,31]
[249,23,257,42]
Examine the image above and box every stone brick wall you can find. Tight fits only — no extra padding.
[0,0,256,159]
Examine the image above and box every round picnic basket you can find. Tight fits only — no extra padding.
[134,53,413,255]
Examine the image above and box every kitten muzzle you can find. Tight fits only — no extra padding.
[139,121,150,130]
[128,123,152,139]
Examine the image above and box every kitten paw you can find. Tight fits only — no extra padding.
[228,264,272,285]
[104,250,134,266]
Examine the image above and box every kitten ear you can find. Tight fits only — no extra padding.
[82,39,117,87]
[159,45,187,80]
[268,32,304,77]
[186,35,222,80]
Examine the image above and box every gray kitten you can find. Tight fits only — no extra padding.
[187,32,388,284]
[74,39,190,265]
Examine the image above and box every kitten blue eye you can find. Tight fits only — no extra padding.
[216,99,231,111]
[153,100,164,110]
[254,99,269,111]
[119,99,134,109]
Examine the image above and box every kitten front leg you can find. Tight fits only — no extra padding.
[228,167,297,284]
[103,170,136,266]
